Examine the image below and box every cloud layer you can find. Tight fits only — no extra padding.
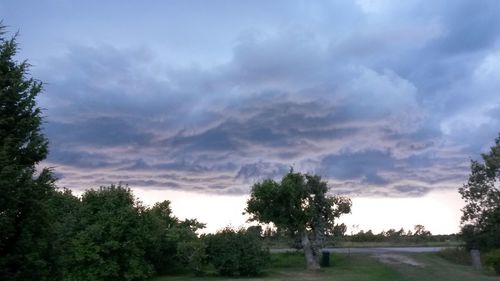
[3,0,500,197]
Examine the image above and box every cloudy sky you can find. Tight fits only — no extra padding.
[2,0,500,233]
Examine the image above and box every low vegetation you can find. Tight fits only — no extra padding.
[486,250,500,275]
[204,227,270,276]
[153,252,500,281]
[437,247,471,266]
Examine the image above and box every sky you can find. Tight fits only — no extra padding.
[2,0,500,234]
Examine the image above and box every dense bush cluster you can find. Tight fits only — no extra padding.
[4,180,271,281]
[204,227,270,276]
[46,185,206,281]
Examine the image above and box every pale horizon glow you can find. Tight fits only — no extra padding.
[132,187,464,235]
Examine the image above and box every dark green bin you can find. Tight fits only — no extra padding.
[320,251,330,267]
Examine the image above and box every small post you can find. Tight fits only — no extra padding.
[470,249,481,270]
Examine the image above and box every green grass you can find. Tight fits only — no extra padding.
[152,252,500,281]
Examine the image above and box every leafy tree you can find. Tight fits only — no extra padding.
[143,200,206,275]
[459,135,500,250]
[65,185,153,281]
[0,25,58,281]
[413,224,431,237]
[246,170,351,269]
[332,223,347,237]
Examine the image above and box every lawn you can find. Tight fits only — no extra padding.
[152,252,500,281]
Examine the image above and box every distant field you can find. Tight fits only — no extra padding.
[263,240,464,249]
[332,240,464,248]
[152,252,499,281]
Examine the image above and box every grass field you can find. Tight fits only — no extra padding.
[152,252,500,281]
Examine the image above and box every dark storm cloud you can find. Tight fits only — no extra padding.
[320,150,395,185]
[433,0,500,54]
[3,0,497,196]
[48,150,113,169]
[45,117,153,147]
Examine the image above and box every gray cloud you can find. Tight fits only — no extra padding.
[4,0,495,197]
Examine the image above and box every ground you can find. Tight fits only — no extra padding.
[152,252,500,281]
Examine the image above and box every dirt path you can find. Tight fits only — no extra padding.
[373,253,425,267]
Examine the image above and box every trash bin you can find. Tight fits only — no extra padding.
[320,250,330,267]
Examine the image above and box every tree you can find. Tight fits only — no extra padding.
[0,25,58,281]
[459,135,500,250]
[143,200,206,275]
[332,223,347,237]
[245,170,351,269]
[413,224,431,237]
[46,188,81,280]
[65,185,153,281]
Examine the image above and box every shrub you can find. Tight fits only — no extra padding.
[66,185,153,281]
[485,249,500,275]
[205,227,270,276]
[437,247,471,265]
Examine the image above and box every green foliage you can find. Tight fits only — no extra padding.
[246,171,351,268]
[176,240,206,275]
[246,170,351,237]
[143,200,180,274]
[46,188,81,280]
[459,135,500,251]
[205,227,270,276]
[65,185,153,281]
[437,247,471,266]
[485,249,500,275]
[143,200,206,275]
[333,223,347,237]
[0,25,58,281]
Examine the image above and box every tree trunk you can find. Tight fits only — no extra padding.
[301,232,320,270]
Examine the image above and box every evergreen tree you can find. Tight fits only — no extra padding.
[0,25,57,280]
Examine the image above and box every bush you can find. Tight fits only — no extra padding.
[485,249,500,275]
[437,247,471,265]
[66,185,153,281]
[205,227,270,276]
